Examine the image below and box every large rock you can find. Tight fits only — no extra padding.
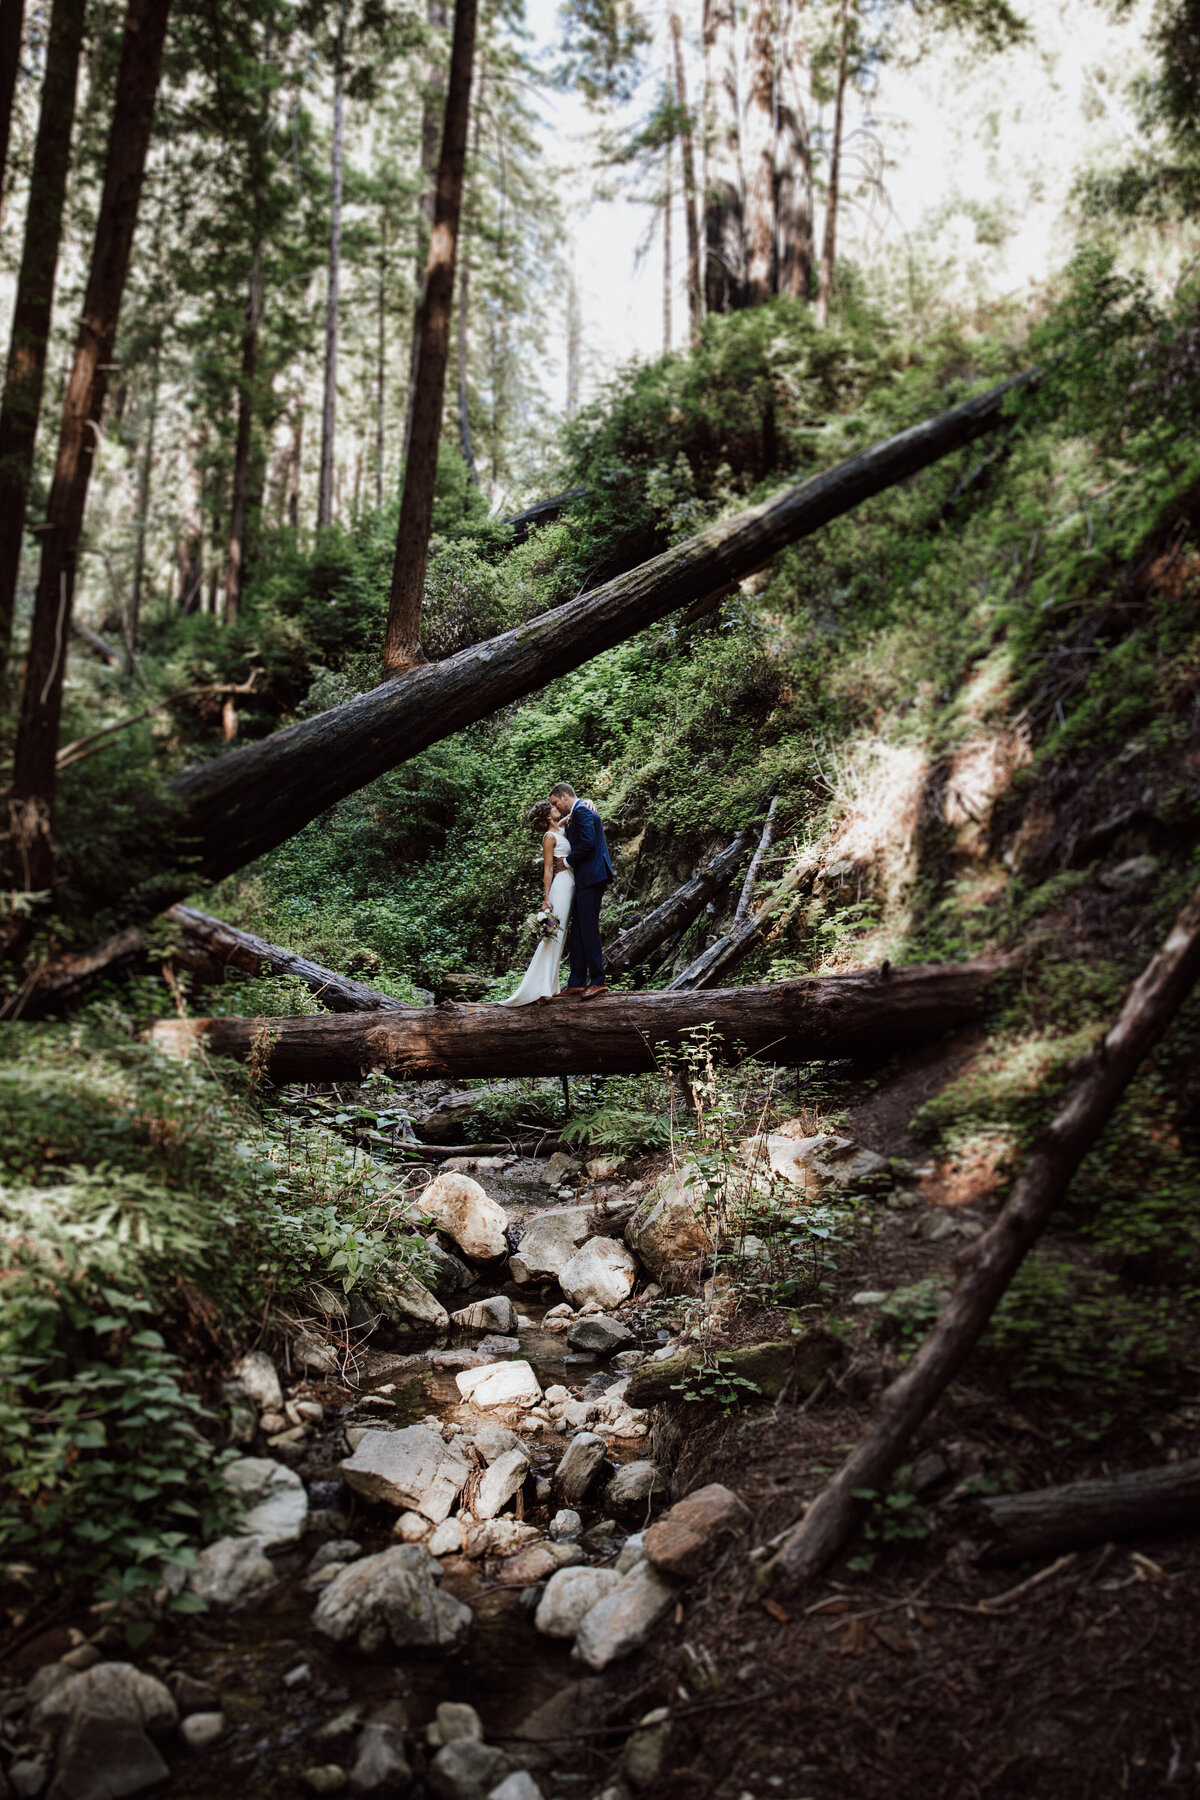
[423,1239,477,1303]
[559,1239,636,1310]
[489,1776,544,1800]
[419,1174,509,1261]
[539,1152,582,1188]
[472,1447,530,1520]
[348,1705,411,1796]
[46,1712,168,1800]
[642,1483,747,1580]
[376,1266,450,1331]
[604,1461,666,1511]
[455,1361,542,1410]
[470,1423,523,1464]
[34,1664,176,1737]
[566,1315,634,1356]
[313,1545,472,1653]
[533,1566,623,1639]
[624,1164,714,1287]
[452,1296,517,1334]
[225,1456,308,1546]
[623,1330,839,1409]
[553,1432,607,1506]
[429,1742,509,1800]
[188,1534,276,1606]
[508,1208,592,1284]
[230,1349,282,1412]
[746,1133,890,1195]
[340,1427,471,1522]
[572,1563,675,1671]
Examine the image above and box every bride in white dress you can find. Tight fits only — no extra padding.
[499,799,574,1006]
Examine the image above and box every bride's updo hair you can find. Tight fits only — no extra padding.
[526,799,554,834]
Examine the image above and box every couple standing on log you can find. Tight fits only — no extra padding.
[500,782,614,1006]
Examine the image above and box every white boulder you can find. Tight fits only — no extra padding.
[472,1446,531,1520]
[455,1361,542,1410]
[340,1426,471,1522]
[573,1562,676,1671]
[418,1173,509,1261]
[508,1208,592,1283]
[558,1238,637,1310]
[230,1349,282,1412]
[452,1295,517,1333]
[225,1456,308,1547]
[313,1544,472,1653]
[188,1535,276,1607]
[624,1164,714,1286]
[533,1566,622,1639]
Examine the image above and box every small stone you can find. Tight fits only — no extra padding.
[462,1518,541,1561]
[456,1361,543,1410]
[452,1296,518,1334]
[488,1775,544,1800]
[283,1663,312,1688]
[295,1399,325,1423]
[26,1665,73,1708]
[494,1540,582,1586]
[534,1566,623,1639]
[294,1334,339,1375]
[311,1539,363,1573]
[851,1290,888,1305]
[170,1673,220,1716]
[611,1351,645,1373]
[224,1455,308,1547]
[614,1533,643,1574]
[475,1335,521,1357]
[473,1446,531,1520]
[260,1410,288,1435]
[302,1768,348,1795]
[433,1702,484,1745]
[544,1306,572,1321]
[548,1509,582,1541]
[643,1483,748,1581]
[604,1462,665,1512]
[426,1518,465,1557]
[9,1761,48,1800]
[315,1705,366,1747]
[429,1740,509,1800]
[539,1152,583,1187]
[58,1644,103,1672]
[231,1349,283,1412]
[915,1209,957,1242]
[349,1715,411,1795]
[909,1449,950,1495]
[180,1711,226,1750]
[189,1535,275,1607]
[566,1316,635,1356]
[622,1708,670,1789]
[392,1511,433,1543]
[553,1432,607,1506]
[32,1662,177,1734]
[573,1563,676,1671]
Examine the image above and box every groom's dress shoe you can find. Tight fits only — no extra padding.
[556,986,586,999]
[579,984,609,1000]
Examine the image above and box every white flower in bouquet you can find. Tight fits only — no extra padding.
[525,905,560,944]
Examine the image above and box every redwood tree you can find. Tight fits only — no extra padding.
[0,0,86,691]
[0,0,22,207]
[6,0,172,902]
[669,9,703,339]
[383,0,478,673]
[743,0,776,305]
[775,0,814,298]
[703,0,744,312]
[316,0,346,529]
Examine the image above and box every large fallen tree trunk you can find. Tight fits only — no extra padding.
[163,374,1031,888]
[975,1457,1200,1563]
[147,957,1002,1080]
[503,486,588,546]
[164,906,409,1013]
[603,827,757,980]
[758,875,1200,1598]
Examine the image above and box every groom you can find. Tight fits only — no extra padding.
[551,781,614,999]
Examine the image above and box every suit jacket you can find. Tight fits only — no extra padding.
[564,801,614,888]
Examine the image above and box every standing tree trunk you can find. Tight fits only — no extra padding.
[703,0,744,313]
[5,0,172,903]
[224,245,262,626]
[663,137,672,353]
[815,3,847,329]
[742,0,776,305]
[127,338,161,674]
[375,212,387,509]
[0,0,86,694]
[456,252,477,484]
[774,0,813,298]
[382,0,478,673]
[670,9,703,340]
[403,0,449,464]
[0,0,23,211]
[566,267,581,418]
[317,0,346,531]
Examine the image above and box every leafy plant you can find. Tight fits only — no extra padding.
[670,1354,764,1412]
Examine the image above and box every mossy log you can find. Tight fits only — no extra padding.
[165,906,408,1013]
[147,957,1003,1080]
[168,374,1032,885]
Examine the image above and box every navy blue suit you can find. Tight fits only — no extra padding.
[564,801,614,987]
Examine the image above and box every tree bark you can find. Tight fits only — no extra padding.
[383,0,478,672]
[703,0,744,313]
[775,0,813,299]
[758,875,1200,1597]
[975,1458,1200,1564]
[224,245,263,625]
[457,250,477,483]
[127,338,161,673]
[403,0,449,465]
[732,792,778,927]
[317,0,346,532]
[815,5,847,330]
[0,0,23,212]
[663,137,673,353]
[6,0,172,902]
[375,212,388,509]
[566,268,581,418]
[670,9,703,340]
[604,826,757,979]
[150,957,1002,1081]
[165,904,410,1012]
[0,0,86,692]
[162,370,1031,888]
[743,0,776,306]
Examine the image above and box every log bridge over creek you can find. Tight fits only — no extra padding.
[150,957,1004,1081]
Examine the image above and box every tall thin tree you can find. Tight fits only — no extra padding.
[317,0,347,528]
[6,0,172,904]
[775,0,813,298]
[0,0,23,210]
[375,209,387,507]
[0,0,85,692]
[662,135,672,352]
[743,0,777,304]
[224,244,263,623]
[382,0,478,672]
[403,0,449,463]
[566,266,580,419]
[669,9,703,340]
[703,0,744,312]
[815,0,849,327]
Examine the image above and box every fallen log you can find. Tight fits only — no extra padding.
[603,827,757,980]
[671,849,819,990]
[164,906,409,1014]
[147,957,1002,1081]
[503,485,588,545]
[164,373,1032,888]
[0,924,145,1020]
[757,875,1200,1597]
[975,1457,1200,1563]
[732,793,779,930]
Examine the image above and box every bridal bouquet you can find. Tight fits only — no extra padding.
[525,905,560,944]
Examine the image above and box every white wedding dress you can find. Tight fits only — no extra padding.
[500,826,574,1005]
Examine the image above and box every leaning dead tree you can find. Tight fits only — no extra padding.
[165,907,409,1013]
[758,875,1200,1596]
[148,958,1002,1081]
[603,826,757,979]
[672,846,819,990]
[975,1456,1200,1563]
[157,374,1030,891]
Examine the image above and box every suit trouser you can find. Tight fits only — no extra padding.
[568,881,607,986]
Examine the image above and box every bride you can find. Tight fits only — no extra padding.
[499,797,576,1006]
